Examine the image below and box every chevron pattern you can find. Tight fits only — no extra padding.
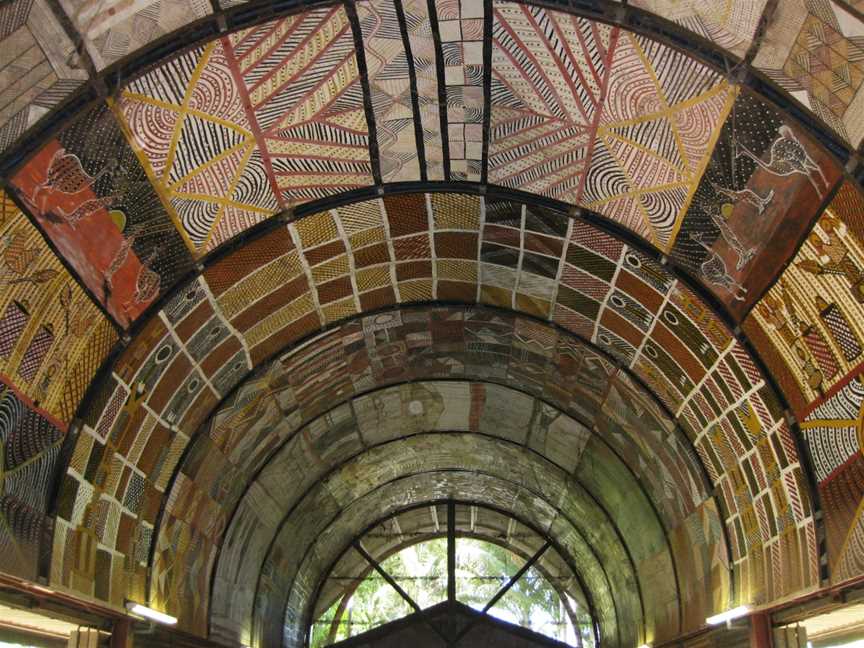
[227,7,374,205]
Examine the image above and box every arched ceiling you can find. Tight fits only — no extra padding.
[3,1,864,647]
[309,503,593,627]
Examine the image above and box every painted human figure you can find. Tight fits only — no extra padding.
[758,286,839,392]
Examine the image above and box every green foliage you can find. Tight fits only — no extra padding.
[309,538,595,647]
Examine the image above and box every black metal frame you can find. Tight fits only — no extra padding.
[165,302,716,643]
[303,499,600,648]
[256,462,627,647]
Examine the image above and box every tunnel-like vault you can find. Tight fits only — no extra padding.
[3,1,864,647]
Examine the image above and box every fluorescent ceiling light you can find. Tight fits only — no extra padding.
[125,602,177,625]
[706,605,751,625]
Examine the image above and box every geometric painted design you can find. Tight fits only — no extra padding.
[583,33,733,251]
[50,275,250,607]
[0,378,65,581]
[0,193,117,422]
[754,0,864,147]
[488,5,613,203]
[630,0,769,58]
[226,8,374,205]
[0,0,88,153]
[745,182,864,417]
[744,181,864,585]
[56,0,212,70]
[119,40,280,256]
[46,193,813,632]
[490,3,734,252]
[435,0,485,181]
[672,91,841,320]
[801,379,864,582]
[357,0,422,182]
[166,306,725,642]
[0,0,863,643]
[402,0,447,180]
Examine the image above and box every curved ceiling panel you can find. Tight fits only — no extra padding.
[3,1,864,647]
[744,180,864,583]
[150,306,721,641]
[248,438,645,648]
[627,1,768,57]
[210,391,674,646]
[1,1,843,330]
[48,196,815,636]
[754,1,864,148]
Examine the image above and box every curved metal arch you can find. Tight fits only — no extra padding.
[148,304,726,621]
[244,432,660,647]
[49,175,827,567]
[302,500,602,648]
[252,466,626,648]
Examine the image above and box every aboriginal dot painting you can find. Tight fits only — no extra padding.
[1,1,864,646]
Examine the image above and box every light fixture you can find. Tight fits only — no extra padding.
[125,601,177,625]
[706,605,751,625]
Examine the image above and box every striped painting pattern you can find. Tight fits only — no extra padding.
[583,32,732,251]
[357,0,422,182]
[0,381,64,580]
[403,0,446,179]
[489,3,613,202]
[227,8,374,204]
[119,41,279,255]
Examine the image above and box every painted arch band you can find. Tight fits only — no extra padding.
[1,0,864,647]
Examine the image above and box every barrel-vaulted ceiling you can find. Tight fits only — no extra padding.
[2,1,864,647]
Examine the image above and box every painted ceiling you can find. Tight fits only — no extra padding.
[3,1,864,647]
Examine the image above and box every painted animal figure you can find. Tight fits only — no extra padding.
[46,196,115,228]
[690,232,747,301]
[710,182,774,215]
[706,207,755,271]
[734,126,828,198]
[29,148,117,212]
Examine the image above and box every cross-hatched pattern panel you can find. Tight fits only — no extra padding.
[488,4,612,204]
[50,277,251,610]
[0,193,117,422]
[57,0,212,70]
[0,0,88,154]
[0,379,65,582]
[630,0,769,57]
[745,182,864,417]
[754,0,864,147]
